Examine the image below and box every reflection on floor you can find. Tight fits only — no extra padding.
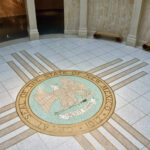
[0,36,150,150]
[0,10,64,42]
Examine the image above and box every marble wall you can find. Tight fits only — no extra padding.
[64,0,80,34]
[65,0,134,38]
[138,0,150,43]
[65,0,150,43]
[88,0,134,38]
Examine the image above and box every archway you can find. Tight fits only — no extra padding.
[0,0,28,42]
[35,0,64,35]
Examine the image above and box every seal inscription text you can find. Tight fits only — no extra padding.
[16,70,116,136]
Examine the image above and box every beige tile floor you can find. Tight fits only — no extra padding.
[0,35,150,150]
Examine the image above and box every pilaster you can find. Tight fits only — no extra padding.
[25,0,39,40]
[78,0,88,38]
[126,0,143,47]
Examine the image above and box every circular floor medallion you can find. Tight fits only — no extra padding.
[16,70,116,136]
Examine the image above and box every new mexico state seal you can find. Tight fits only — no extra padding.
[16,70,116,136]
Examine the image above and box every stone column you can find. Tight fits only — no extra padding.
[78,0,88,37]
[25,0,39,40]
[126,0,143,47]
[64,0,68,35]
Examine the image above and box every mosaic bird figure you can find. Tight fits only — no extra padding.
[34,78,93,113]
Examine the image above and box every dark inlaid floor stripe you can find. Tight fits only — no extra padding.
[0,112,18,125]
[112,113,150,149]
[88,58,123,73]
[0,121,24,138]
[11,53,39,77]
[7,61,30,83]
[35,52,60,70]
[90,129,117,150]
[0,102,15,114]
[74,135,96,150]
[103,122,139,150]
[20,50,49,73]
[0,128,36,150]
[112,71,148,91]
[105,62,148,83]
[98,58,140,78]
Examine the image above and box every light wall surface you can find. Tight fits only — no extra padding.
[64,0,80,33]
[65,0,134,38]
[88,0,134,38]
[65,0,150,44]
[138,0,150,43]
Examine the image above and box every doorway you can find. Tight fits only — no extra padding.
[35,0,64,35]
[0,0,28,42]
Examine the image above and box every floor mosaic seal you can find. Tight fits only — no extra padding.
[16,70,116,136]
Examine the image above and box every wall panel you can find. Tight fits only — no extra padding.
[64,0,80,33]
[88,0,134,38]
[0,0,25,18]
[138,0,150,43]
[35,0,63,10]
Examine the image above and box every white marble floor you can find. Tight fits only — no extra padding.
[0,35,150,150]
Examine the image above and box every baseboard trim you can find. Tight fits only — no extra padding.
[137,40,148,46]
[0,37,29,48]
[64,29,78,35]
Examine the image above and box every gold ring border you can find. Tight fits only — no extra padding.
[16,70,116,136]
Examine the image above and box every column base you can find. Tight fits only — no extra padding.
[78,28,88,38]
[28,28,39,40]
[126,34,137,47]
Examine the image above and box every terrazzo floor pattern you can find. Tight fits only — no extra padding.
[0,35,150,150]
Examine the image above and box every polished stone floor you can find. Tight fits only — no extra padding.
[0,35,150,150]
